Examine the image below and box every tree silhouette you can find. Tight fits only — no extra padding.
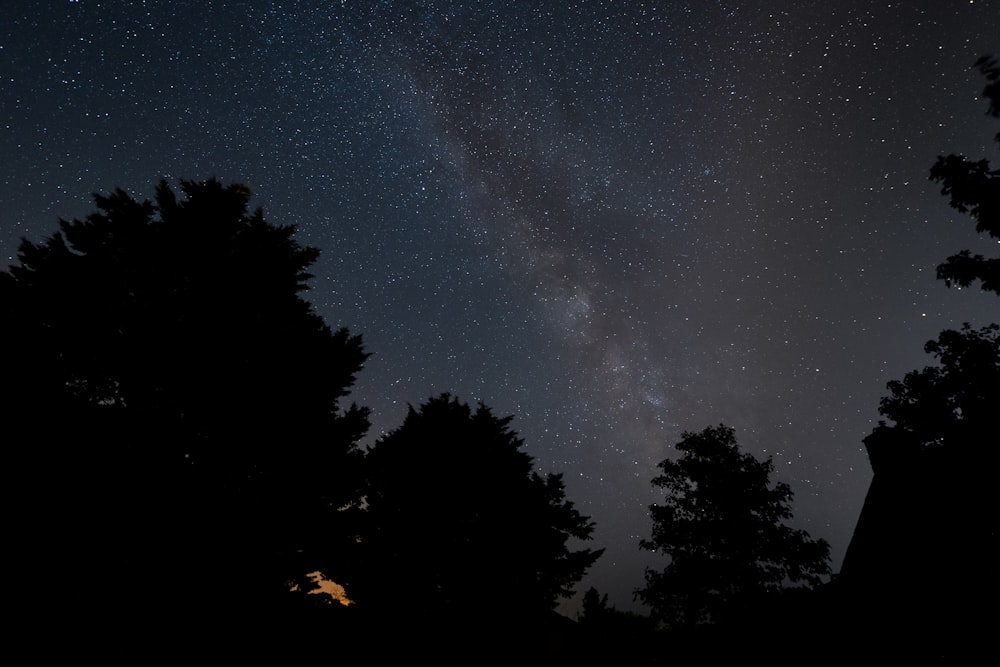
[2,179,369,654]
[838,324,999,661]
[577,586,658,662]
[579,586,613,624]
[928,55,1000,294]
[637,425,830,629]
[864,323,999,472]
[838,56,1000,661]
[357,394,602,650]
[850,323,999,590]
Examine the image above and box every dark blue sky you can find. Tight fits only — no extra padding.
[3,0,997,612]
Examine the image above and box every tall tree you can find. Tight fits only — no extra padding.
[358,394,602,648]
[839,57,1000,660]
[637,425,830,628]
[3,179,369,653]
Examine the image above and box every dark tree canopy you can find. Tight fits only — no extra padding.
[4,179,369,461]
[3,179,369,653]
[838,57,1000,661]
[839,322,999,660]
[864,323,1000,473]
[929,55,1000,294]
[637,425,830,628]
[359,394,602,630]
[846,57,1000,589]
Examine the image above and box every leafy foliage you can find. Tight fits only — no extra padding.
[865,323,1000,471]
[928,55,1000,294]
[838,58,1000,660]
[3,179,370,648]
[360,394,602,623]
[843,324,998,658]
[637,425,830,627]
[5,180,369,455]
[864,54,1000,493]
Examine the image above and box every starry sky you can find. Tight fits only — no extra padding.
[3,1,998,613]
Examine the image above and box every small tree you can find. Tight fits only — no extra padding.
[637,425,830,628]
[579,586,612,624]
[360,394,602,630]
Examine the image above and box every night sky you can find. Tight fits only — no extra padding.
[3,1,998,613]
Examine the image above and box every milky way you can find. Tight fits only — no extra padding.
[3,1,998,611]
